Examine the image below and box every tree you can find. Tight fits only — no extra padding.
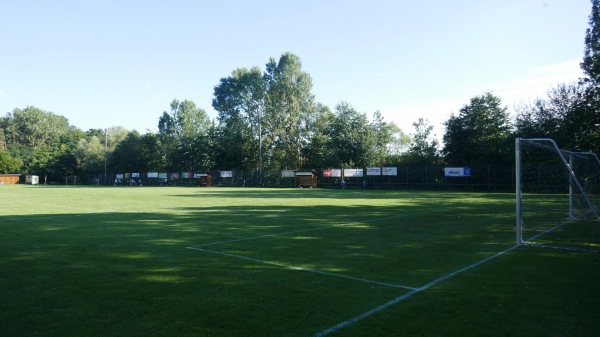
[106,126,129,152]
[212,67,266,170]
[514,98,559,139]
[158,99,212,172]
[0,106,72,174]
[0,128,6,151]
[302,103,335,169]
[514,0,600,153]
[6,106,71,150]
[582,0,600,84]
[514,83,600,152]
[110,131,167,172]
[575,85,600,152]
[400,118,441,165]
[110,131,145,172]
[264,52,316,170]
[370,110,409,164]
[0,149,22,173]
[212,52,317,171]
[326,102,375,167]
[75,136,105,173]
[579,0,600,152]
[443,92,512,165]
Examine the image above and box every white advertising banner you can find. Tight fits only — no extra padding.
[382,167,397,176]
[147,172,159,178]
[344,168,363,177]
[323,169,342,177]
[220,171,233,178]
[367,167,381,176]
[281,170,295,178]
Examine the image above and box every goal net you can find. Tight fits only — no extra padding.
[515,138,600,252]
[65,175,81,186]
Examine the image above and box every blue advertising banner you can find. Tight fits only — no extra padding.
[444,167,472,177]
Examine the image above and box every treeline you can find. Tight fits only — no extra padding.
[2,0,600,182]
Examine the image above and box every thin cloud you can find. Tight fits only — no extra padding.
[531,59,582,76]
[492,59,583,104]
[382,59,585,136]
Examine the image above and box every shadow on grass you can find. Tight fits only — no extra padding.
[166,187,515,200]
[0,191,519,337]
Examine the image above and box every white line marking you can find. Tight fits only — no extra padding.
[187,246,418,291]
[187,214,411,248]
[186,213,519,335]
[2,206,150,221]
[523,243,600,253]
[188,225,334,248]
[312,245,519,337]
[522,218,600,253]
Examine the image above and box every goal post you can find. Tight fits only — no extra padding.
[65,175,80,186]
[515,138,600,252]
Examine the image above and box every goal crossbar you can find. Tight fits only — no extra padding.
[515,138,600,249]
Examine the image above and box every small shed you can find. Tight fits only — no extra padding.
[195,173,213,187]
[0,174,21,185]
[295,171,317,188]
[26,175,39,185]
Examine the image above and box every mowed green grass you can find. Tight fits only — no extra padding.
[0,185,598,337]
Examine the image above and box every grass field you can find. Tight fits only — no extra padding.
[1,185,599,337]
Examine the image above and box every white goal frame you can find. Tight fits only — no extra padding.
[515,138,600,248]
[65,175,80,186]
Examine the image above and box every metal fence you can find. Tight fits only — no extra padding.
[72,164,516,192]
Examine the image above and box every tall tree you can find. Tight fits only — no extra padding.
[370,110,409,165]
[443,92,512,165]
[158,99,212,172]
[75,136,105,173]
[212,67,265,170]
[302,103,335,169]
[327,102,375,167]
[578,0,600,152]
[514,83,600,152]
[110,131,145,172]
[40,129,83,181]
[400,118,441,165]
[582,0,600,84]
[264,52,316,170]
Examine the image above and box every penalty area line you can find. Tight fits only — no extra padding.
[312,244,519,337]
[187,214,415,248]
[187,246,418,291]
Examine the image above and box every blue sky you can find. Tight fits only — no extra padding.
[0,0,590,138]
